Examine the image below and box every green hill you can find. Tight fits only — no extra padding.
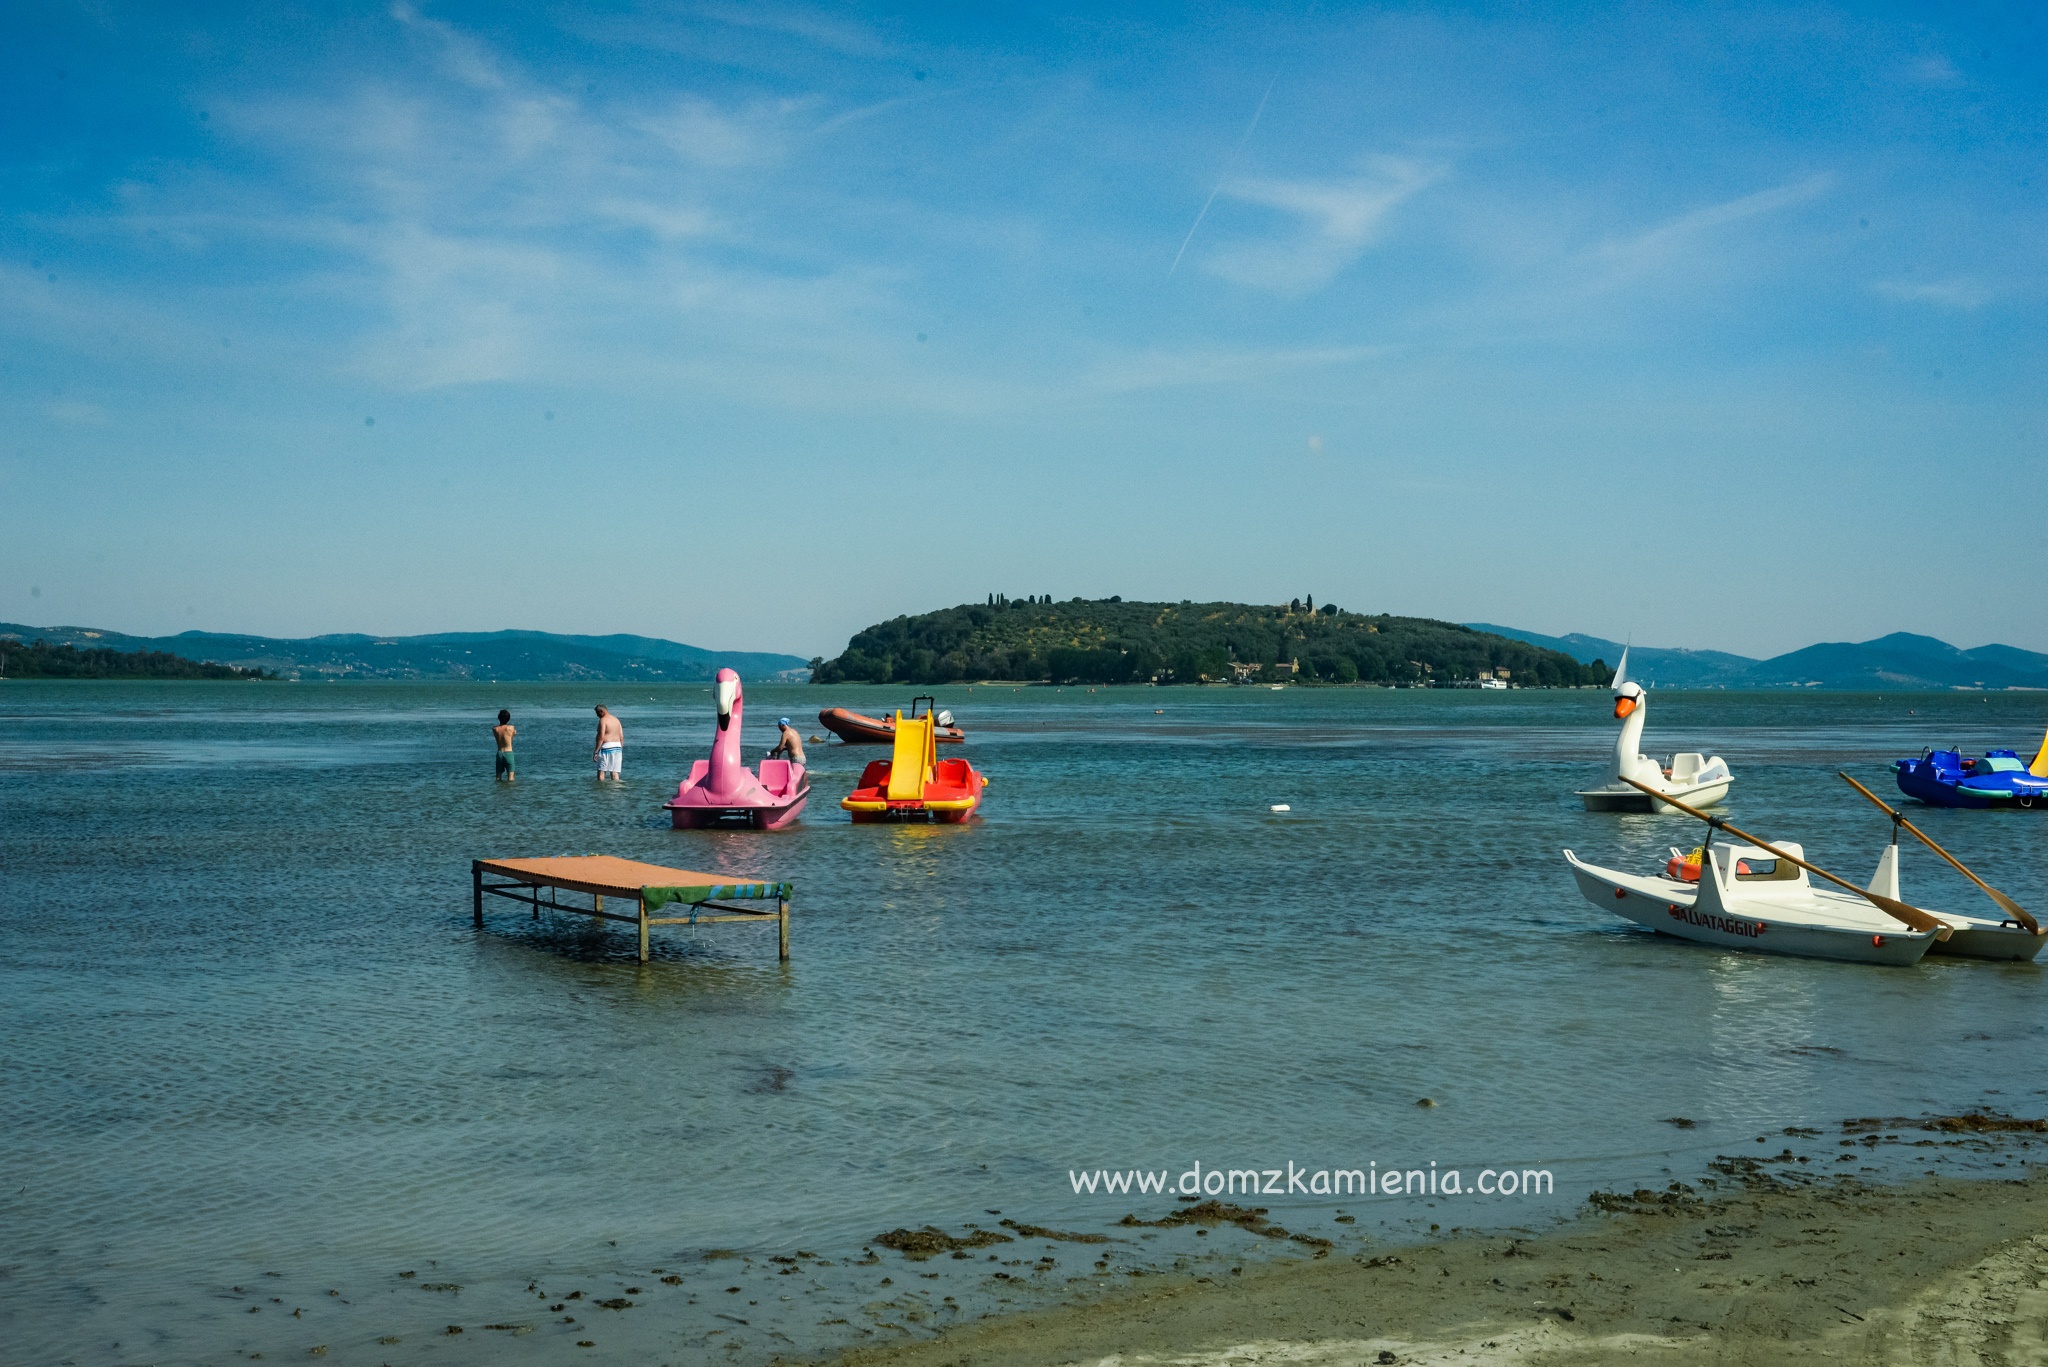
[810,597,1607,687]
[0,637,273,681]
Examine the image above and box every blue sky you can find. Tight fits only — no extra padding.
[4,2,2043,658]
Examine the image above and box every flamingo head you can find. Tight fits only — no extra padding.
[1614,680,1644,719]
[714,668,740,731]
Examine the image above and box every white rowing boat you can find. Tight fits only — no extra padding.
[1563,841,1941,965]
[1567,774,2046,966]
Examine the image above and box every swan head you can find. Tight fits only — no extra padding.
[1614,680,1644,719]
[714,668,740,731]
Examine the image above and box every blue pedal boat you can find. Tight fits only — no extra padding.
[1894,737,2048,809]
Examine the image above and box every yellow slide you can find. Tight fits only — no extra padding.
[2031,724,2048,778]
[885,710,936,800]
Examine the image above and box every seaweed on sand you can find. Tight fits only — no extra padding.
[1119,1201,1331,1250]
[997,1219,1111,1244]
[874,1226,1015,1260]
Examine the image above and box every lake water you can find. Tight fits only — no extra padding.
[4,682,2043,1365]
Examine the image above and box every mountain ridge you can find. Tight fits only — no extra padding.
[1467,624,2048,690]
[0,624,809,682]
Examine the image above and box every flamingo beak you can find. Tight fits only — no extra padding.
[715,677,738,729]
[1614,696,1637,719]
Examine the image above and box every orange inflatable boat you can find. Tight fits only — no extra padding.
[818,696,965,744]
[841,707,987,823]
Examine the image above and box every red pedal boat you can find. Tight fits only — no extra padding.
[818,696,965,745]
[841,706,987,823]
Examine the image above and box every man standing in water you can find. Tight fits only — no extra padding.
[593,705,624,780]
[493,709,517,781]
[768,716,806,767]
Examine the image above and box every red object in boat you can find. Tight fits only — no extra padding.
[818,704,965,744]
[1664,855,1752,882]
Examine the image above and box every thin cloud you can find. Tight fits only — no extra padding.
[1872,277,1991,309]
[44,400,111,426]
[112,11,872,397]
[637,95,802,168]
[1170,79,1276,276]
[389,1,506,91]
[1086,344,1392,394]
[1201,157,1443,295]
[1593,174,1833,284]
[594,198,721,240]
[689,2,898,58]
[813,94,918,137]
[1905,54,1964,86]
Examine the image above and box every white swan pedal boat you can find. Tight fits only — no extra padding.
[1576,650,1732,813]
[1565,840,2045,965]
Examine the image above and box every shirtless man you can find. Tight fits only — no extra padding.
[493,709,516,782]
[768,717,806,767]
[593,705,624,780]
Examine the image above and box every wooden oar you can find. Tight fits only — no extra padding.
[1837,771,2042,935]
[1621,778,1949,938]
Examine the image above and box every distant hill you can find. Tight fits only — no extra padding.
[1468,625,2048,690]
[1745,633,2048,690]
[0,625,810,683]
[0,636,272,681]
[1465,625,1759,688]
[813,598,1606,686]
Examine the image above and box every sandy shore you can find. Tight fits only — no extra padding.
[818,1162,2048,1366]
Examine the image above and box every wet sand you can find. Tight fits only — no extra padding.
[820,1165,2048,1366]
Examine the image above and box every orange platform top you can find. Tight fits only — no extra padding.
[475,855,789,910]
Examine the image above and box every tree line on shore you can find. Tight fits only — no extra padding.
[808,597,1608,687]
[0,637,273,680]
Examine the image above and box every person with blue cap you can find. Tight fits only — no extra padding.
[767,715,806,767]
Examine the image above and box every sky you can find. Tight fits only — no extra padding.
[3,2,2044,660]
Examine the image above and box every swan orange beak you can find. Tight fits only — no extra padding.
[1614,696,1637,719]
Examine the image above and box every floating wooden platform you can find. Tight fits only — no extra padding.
[472,855,791,962]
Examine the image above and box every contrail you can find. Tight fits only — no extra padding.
[1169,77,1275,276]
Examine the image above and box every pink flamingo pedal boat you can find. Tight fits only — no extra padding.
[665,669,810,830]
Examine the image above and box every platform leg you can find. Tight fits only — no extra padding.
[472,863,483,928]
[637,898,649,963]
[778,897,790,961]
[595,894,604,918]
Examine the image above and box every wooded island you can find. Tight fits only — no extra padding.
[810,597,1607,687]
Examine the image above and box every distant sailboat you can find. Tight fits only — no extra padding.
[1576,649,1733,813]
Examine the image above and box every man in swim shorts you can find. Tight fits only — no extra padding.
[594,705,624,780]
[493,709,516,781]
[768,716,806,767]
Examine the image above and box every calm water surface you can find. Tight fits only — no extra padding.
[3,683,2043,1365]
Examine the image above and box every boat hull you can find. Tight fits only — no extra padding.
[1927,921,2048,961]
[845,803,975,824]
[668,784,810,831]
[1895,753,2048,809]
[1564,851,1935,965]
[819,707,965,745]
[1577,777,1733,813]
